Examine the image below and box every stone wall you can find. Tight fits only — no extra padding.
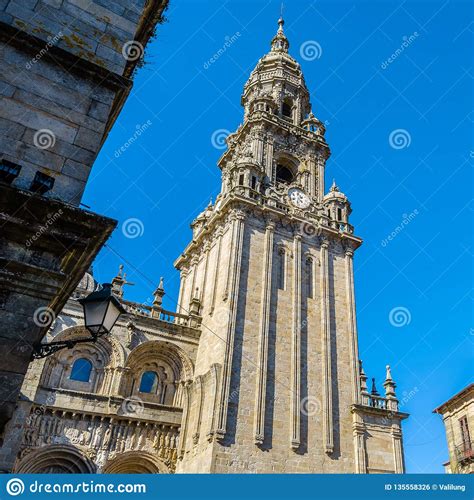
[436,386,474,473]
[0,0,168,204]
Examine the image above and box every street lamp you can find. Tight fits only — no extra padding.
[79,283,125,337]
[32,283,125,359]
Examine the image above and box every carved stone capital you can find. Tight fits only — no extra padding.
[319,236,330,250]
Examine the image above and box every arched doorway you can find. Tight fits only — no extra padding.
[103,451,170,474]
[15,445,96,473]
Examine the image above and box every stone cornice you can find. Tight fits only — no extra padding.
[174,194,362,269]
[351,404,409,421]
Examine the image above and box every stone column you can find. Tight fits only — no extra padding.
[216,211,245,439]
[307,156,316,198]
[177,267,189,315]
[178,381,191,458]
[192,375,204,445]
[199,242,211,305]
[189,257,199,305]
[352,415,367,473]
[391,422,405,473]
[265,138,274,181]
[344,245,360,405]
[317,155,325,203]
[320,237,333,454]
[254,221,275,444]
[290,234,302,449]
[210,229,223,314]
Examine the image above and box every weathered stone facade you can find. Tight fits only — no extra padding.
[4,17,408,474]
[5,270,199,473]
[0,0,168,457]
[434,384,474,473]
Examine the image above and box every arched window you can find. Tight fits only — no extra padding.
[70,358,92,382]
[276,164,294,184]
[139,371,159,394]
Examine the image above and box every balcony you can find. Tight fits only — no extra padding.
[454,441,474,463]
[360,393,399,413]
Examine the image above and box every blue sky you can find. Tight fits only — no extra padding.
[83,0,473,473]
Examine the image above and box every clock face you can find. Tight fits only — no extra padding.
[288,188,311,209]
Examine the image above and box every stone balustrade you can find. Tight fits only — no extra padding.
[361,393,399,412]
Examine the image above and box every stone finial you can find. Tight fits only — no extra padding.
[189,287,202,327]
[111,264,134,298]
[271,16,289,53]
[330,179,340,192]
[371,378,379,396]
[152,278,165,317]
[189,287,201,314]
[383,364,397,399]
[157,276,164,291]
[359,360,368,394]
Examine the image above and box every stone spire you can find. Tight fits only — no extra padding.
[359,360,368,393]
[151,277,165,318]
[383,365,399,411]
[111,264,134,298]
[271,16,289,53]
[371,377,380,397]
[330,179,339,192]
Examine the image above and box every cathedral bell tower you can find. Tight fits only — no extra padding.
[174,18,406,473]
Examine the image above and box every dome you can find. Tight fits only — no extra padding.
[323,180,348,202]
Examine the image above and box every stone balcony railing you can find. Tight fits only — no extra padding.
[360,393,399,412]
[454,441,474,463]
[121,300,198,328]
[20,405,180,472]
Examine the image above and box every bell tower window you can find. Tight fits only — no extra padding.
[282,99,293,120]
[276,164,294,184]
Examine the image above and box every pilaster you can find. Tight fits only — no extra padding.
[254,221,275,444]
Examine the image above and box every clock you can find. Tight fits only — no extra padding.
[288,187,311,209]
